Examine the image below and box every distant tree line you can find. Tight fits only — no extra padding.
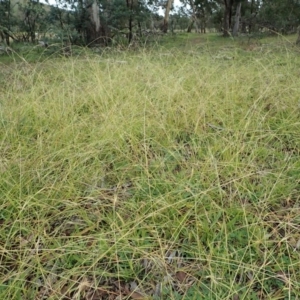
[0,0,300,47]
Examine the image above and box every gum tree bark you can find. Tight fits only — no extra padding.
[248,0,255,33]
[86,0,101,44]
[162,0,174,33]
[296,26,300,45]
[232,1,242,36]
[223,0,233,37]
[126,0,133,43]
[189,0,199,33]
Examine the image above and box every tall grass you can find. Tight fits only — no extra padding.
[1,39,300,299]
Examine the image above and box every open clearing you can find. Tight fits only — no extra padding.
[1,34,300,299]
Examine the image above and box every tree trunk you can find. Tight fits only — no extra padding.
[1,27,17,45]
[248,0,254,33]
[201,20,206,33]
[128,14,133,43]
[30,22,36,43]
[187,19,194,33]
[126,0,133,44]
[162,0,174,33]
[296,26,300,45]
[223,0,233,37]
[150,16,155,31]
[6,0,11,45]
[5,33,10,46]
[86,0,101,44]
[232,1,242,37]
[199,6,206,33]
[189,0,199,33]
[138,20,142,37]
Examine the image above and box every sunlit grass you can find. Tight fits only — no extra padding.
[1,36,300,299]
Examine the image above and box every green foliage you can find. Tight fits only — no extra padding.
[17,0,48,42]
[2,0,300,48]
[0,0,12,29]
[258,0,300,33]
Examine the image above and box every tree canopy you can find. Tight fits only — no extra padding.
[1,0,300,46]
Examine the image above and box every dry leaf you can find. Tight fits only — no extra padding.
[129,291,146,299]
[166,250,178,263]
[175,271,188,283]
[113,280,128,293]
[19,234,34,247]
[295,239,300,250]
[130,281,138,291]
[128,281,146,299]
[153,282,161,297]
[276,271,289,284]
[233,294,240,300]
[86,289,108,300]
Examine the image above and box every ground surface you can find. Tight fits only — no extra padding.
[1,33,300,299]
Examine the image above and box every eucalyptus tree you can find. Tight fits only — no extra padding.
[178,0,220,33]
[162,0,174,33]
[59,0,152,45]
[17,0,48,42]
[48,0,106,45]
[241,0,260,34]
[232,0,241,36]
[0,0,11,37]
[3,0,299,48]
[67,0,102,44]
[46,0,300,43]
[297,25,300,45]
[221,0,232,36]
[222,0,246,36]
[0,0,18,44]
[220,0,254,36]
[257,0,300,33]
[194,0,219,33]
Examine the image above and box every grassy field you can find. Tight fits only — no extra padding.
[1,33,300,299]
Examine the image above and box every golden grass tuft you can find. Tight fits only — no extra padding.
[1,37,300,299]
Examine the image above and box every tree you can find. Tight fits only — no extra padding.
[18,0,48,42]
[179,0,219,33]
[162,0,174,33]
[296,25,300,45]
[188,0,199,32]
[86,0,101,44]
[232,0,241,36]
[222,0,232,36]
[257,0,300,34]
[3,0,300,49]
[247,0,259,33]
[0,0,18,45]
